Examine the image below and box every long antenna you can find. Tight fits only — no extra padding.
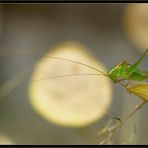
[30,73,106,83]
[11,54,107,76]
[42,55,107,76]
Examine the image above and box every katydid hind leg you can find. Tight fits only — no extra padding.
[133,48,148,67]
[128,48,148,74]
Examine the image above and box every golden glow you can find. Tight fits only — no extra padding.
[29,42,112,127]
[0,134,14,144]
[123,4,148,50]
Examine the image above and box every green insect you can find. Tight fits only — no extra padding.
[35,48,148,87]
[107,48,148,85]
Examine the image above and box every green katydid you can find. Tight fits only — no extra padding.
[32,48,148,87]
[108,48,148,85]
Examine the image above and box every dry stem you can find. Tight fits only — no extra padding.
[98,100,146,144]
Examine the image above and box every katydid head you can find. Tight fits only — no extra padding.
[107,69,119,83]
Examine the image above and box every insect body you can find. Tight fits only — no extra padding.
[108,48,148,84]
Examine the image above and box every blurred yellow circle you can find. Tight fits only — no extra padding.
[0,134,14,144]
[123,4,148,51]
[29,42,112,127]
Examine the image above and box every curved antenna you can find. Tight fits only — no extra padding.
[42,56,108,76]
[30,73,107,83]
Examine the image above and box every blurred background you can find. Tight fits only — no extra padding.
[0,4,148,144]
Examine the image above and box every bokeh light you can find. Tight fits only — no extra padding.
[123,4,148,51]
[29,42,112,127]
[0,134,14,144]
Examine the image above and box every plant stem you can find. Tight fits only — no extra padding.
[108,100,146,133]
